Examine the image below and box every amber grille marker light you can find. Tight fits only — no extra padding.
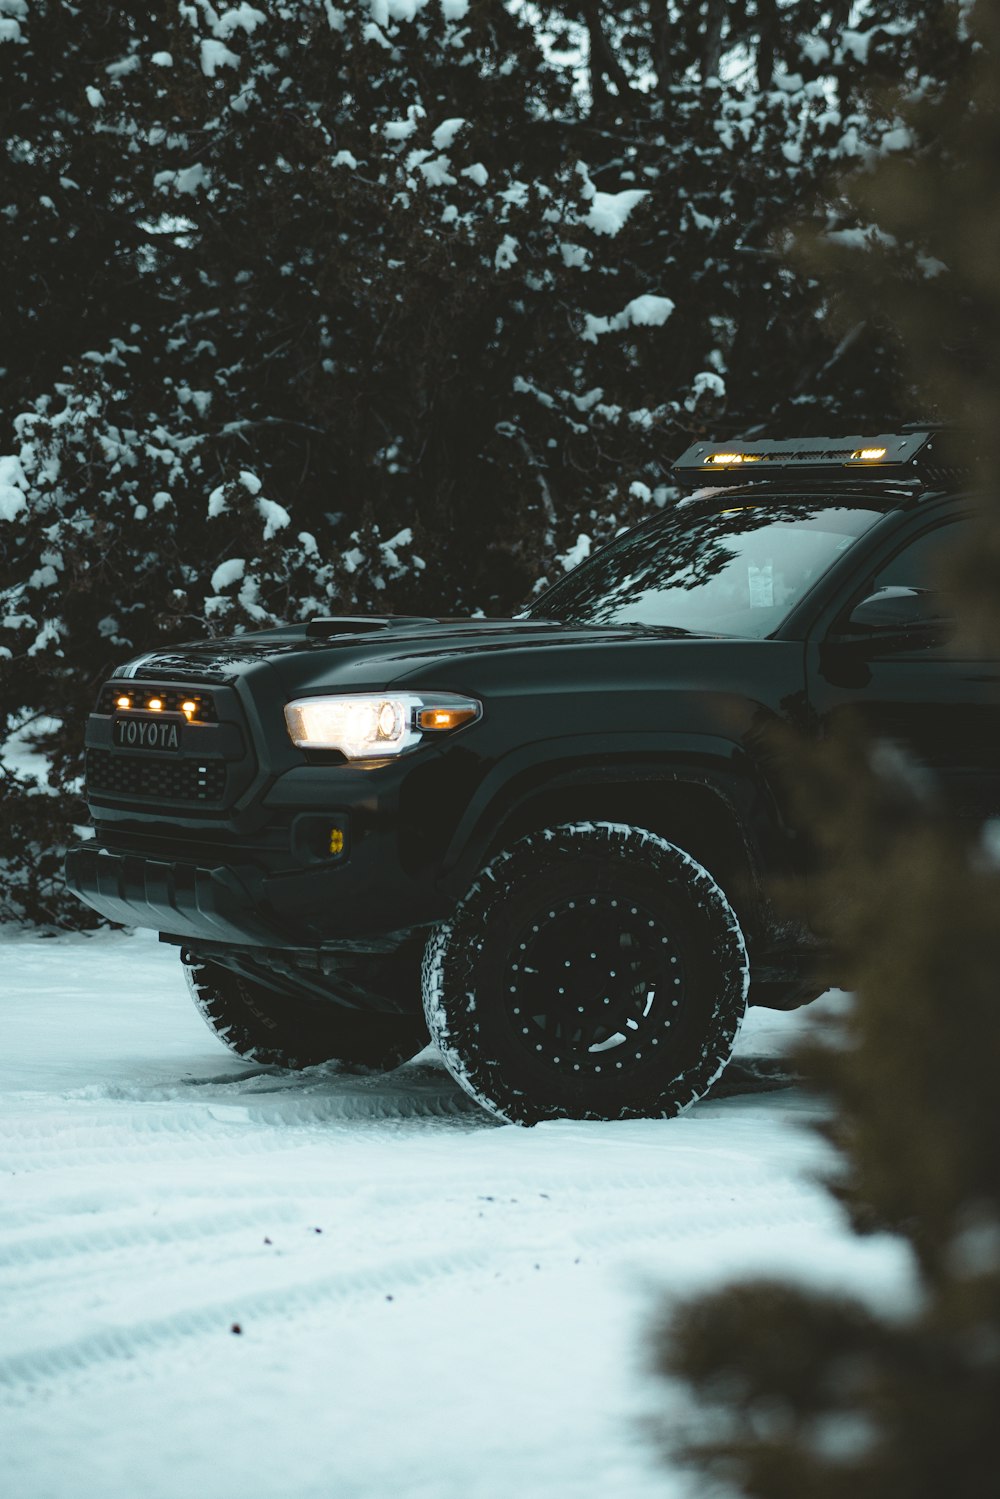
[147,698,163,712]
[116,695,131,709]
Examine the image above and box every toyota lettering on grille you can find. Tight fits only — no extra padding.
[114,715,182,751]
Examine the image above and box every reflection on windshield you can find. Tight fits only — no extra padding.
[529,504,882,639]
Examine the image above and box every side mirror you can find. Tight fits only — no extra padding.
[842,586,950,636]
[821,585,953,684]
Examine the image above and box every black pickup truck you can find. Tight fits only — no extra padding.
[66,429,998,1123]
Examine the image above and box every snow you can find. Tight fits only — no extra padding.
[0,714,62,784]
[0,929,913,1499]
[686,370,726,410]
[105,55,141,79]
[431,117,466,150]
[558,533,591,571]
[418,154,457,188]
[155,164,210,196]
[583,188,648,237]
[881,125,914,152]
[210,556,246,591]
[840,28,873,63]
[200,38,241,77]
[494,234,518,270]
[207,484,228,518]
[213,5,266,38]
[368,0,430,24]
[625,294,675,328]
[256,495,290,539]
[582,294,675,344]
[0,452,27,521]
[799,34,831,65]
[560,242,589,269]
[825,224,897,252]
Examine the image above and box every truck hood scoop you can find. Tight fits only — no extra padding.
[305,616,432,638]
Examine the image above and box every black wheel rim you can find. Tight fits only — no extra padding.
[502,894,687,1079]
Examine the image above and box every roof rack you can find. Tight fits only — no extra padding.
[672,430,963,488]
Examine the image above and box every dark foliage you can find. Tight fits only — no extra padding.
[0,765,97,928]
[654,4,1000,1494]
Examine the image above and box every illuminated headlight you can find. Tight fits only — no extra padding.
[283,692,481,759]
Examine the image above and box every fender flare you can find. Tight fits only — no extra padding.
[440,730,768,891]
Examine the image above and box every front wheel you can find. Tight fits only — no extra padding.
[422,822,749,1124]
[183,956,429,1071]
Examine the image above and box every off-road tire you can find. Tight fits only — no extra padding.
[183,956,428,1070]
[422,822,749,1124]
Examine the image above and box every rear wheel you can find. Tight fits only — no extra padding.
[422,822,749,1124]
[183,955,428,1071]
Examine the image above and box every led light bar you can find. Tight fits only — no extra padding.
[673,430,940,487]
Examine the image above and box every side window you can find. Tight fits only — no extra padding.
[870,519,968,596]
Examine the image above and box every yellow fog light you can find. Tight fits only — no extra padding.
[329,828,345,855]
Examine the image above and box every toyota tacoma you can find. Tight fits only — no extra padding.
[66,428,996,1123]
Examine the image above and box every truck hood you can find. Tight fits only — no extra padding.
[112,615,705,694]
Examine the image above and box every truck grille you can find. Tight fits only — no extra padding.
[98,684,219,723]
[86,749,227,805]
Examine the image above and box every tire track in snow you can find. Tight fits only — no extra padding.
[0,1170,814,1273]
[0,1091,487,1173]
[0,1171,810,1274]
[573,1197,831,1255]
[0,1199,304,1270]
[0,1194,823,1397]
[0,1244,497,1394]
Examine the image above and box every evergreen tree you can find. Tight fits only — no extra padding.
[654,4,1000,1494]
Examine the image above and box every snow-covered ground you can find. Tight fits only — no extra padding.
[1,929,910,1499]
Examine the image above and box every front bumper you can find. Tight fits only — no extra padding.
[64,805,454,949]
[64,843,279,945]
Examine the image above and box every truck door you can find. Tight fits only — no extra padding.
[807,515,1000,822]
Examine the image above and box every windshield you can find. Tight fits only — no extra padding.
[528,502,883,638]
